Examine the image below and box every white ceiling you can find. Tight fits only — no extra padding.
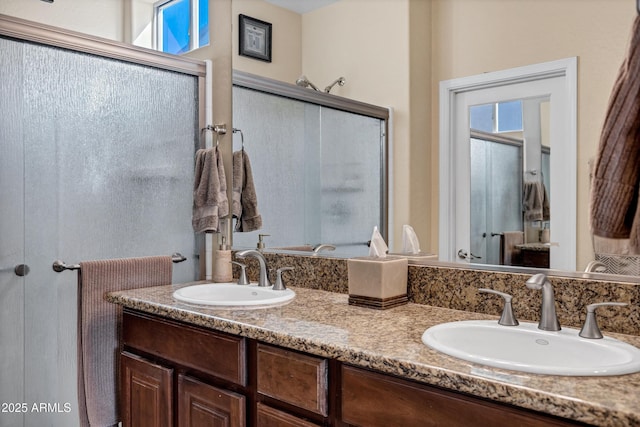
[263,0,340,14]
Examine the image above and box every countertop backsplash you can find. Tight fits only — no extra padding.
[232,252,640,336]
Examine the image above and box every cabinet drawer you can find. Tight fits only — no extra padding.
[341,365,581,427]
[256,403,320,427]
[123,310,246,386]
[256,343,328,416]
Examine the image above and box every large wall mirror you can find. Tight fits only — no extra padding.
[228,0,638,280]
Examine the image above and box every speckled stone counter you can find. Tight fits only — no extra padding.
[236,253,640,336]
[107,284,640,427]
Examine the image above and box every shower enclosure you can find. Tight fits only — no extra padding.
[0,17,203,426]
[231,71,389,256]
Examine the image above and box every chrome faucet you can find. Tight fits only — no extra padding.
[525,273,561,331]
[312,244,336,254]
[235,249,271,287]
[584,260,606,273]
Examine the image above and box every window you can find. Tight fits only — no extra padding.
[469,100,523,133]
[154,0,209,54]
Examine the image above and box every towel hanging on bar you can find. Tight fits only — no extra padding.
[77,255,173,427]
[192,145,229,233]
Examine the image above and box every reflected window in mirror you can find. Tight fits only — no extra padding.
[470,101,523,133]
[154,0,209,54]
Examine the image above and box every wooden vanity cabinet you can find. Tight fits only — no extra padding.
[120,310,588,427]
[120,310,248,427]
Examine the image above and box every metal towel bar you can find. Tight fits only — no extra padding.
[52,253,187,273]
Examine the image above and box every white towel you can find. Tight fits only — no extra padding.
[192,147,229,233]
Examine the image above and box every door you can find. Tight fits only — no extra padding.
[470,136,523,264]
[0,36,200,426]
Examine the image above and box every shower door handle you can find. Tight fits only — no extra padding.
[457,249,482,260]
[0,264,30,276]
[14,264,30,276]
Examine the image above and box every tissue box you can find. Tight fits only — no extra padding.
[347,256,408,309]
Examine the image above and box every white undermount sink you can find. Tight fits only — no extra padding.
[173,283,295,307]
[422,320,640,376]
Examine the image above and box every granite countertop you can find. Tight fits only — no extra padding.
[106,283,640,427]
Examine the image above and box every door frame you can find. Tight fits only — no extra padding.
[438,57,577,271]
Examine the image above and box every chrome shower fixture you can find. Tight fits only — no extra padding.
[295,75,320,91]
[324,77,346,93]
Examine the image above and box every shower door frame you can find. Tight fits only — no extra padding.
[232,69,390,244]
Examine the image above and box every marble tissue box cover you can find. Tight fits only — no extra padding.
[347,256,408,309]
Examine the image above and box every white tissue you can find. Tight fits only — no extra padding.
[368,226,388,258]
[402,224,421,254]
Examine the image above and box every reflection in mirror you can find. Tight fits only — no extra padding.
[231,72,389,257]
[468,98,551,269]
[439,58,577,272]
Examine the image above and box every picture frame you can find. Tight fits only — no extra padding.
[239,14,272,63]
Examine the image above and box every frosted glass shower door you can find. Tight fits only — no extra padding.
[470,137,523,265]
[0,36,27,427]
[1,37,199,427]
[318,108,383,252]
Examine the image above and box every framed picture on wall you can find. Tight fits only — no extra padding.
[239,14,272,62]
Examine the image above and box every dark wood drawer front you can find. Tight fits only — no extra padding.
[256,403,320,427]
[123,310,246,386]
[256,343,328,416]
[341,365,581,427]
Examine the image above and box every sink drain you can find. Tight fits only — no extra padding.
[535,339,549,346]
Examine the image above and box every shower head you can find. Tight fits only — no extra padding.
[295,75,320,91]
[324,77,346,93]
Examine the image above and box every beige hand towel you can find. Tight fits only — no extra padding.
[232,149,262,232]
[192,147,229,233]
[77,256,172,427]
[590,16,640,253]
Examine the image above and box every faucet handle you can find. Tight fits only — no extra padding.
[478,288,519,326]
[579,302,628,339]
[231,261,249,285]
[273,267,294,291]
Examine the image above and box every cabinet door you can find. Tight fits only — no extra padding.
[178,375,245,427]
[120,352,173,427]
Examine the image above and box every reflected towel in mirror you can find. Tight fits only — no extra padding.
[523,181,550,222]
[232,149,262,232]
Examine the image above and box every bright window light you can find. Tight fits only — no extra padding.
[155,0,209,55]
